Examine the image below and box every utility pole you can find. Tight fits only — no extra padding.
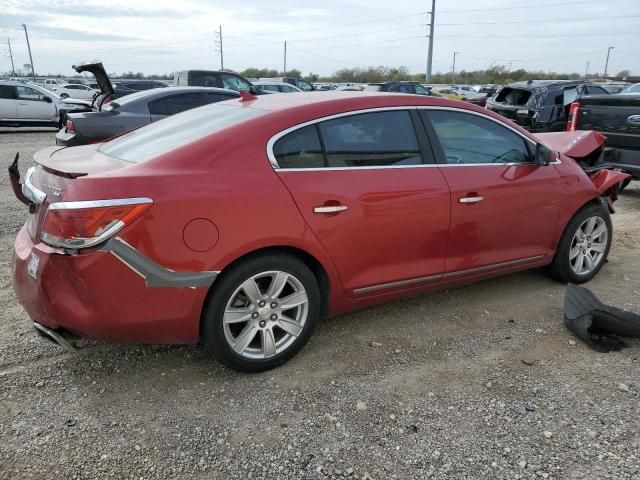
[22,24,35,81]
[215,25,223,70]
[425,0,435,83]
[7,39,15,76]
[603,46,614,78]
[451,51,458,84]
[283,41,287,76]
[585,60,590,79]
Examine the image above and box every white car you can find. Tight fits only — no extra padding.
[254,81,303,93]
[0,81,90,127]
[43,79,65,90]
[51,83,97,99]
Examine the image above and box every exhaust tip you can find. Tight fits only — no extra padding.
[33,322,79,352]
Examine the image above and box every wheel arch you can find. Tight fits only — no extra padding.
[200,245,332,335]
[552,196,608,255]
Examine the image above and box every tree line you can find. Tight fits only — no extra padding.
[3,65,632,84]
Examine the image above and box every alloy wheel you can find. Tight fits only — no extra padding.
[222,271,309,360]
[569,215,608,275]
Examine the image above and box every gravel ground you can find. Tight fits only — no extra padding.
[0,128,639,480]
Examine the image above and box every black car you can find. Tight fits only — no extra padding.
[112,80,168,98]
[173,70,264,95]
[486,80,610,132]
[56,86,240,146]
[364,82,433,95]
[569,93,640,189]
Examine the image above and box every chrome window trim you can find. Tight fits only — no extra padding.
[266,106,419,169]
[266,105,551,171]
[22,167,46,204]
[47,197,153,210]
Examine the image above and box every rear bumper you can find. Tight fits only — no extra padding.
[55,129,84,147]
[12,225,207,344]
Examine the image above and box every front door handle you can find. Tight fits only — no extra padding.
[459,195,484,204]
[313,205,348,214]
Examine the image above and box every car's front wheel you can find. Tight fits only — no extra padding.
[59,93,69,99]
[201,253,321,372]
[549,202,612,283]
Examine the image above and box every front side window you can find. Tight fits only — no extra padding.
[427,110,532,165]
[273,125,324,168]
[297,80,313,91]
[319,111,422,167]
[16,86,46,101]
[415,84,429,95]
[0,85,16,99]
[222,75,252,92]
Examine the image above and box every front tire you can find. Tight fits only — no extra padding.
[201,253,321,372]
[548,202,612,283]
[59,93,69,99]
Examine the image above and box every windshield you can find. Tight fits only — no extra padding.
[99,103,266,163]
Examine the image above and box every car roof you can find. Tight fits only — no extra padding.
[506,79,586,89]
[114,86,239,102]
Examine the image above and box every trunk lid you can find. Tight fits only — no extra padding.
[73,62,114,98]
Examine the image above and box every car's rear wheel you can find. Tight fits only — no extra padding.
[548,202,612,283]
[59,93,69,99]
[201,253,321,372]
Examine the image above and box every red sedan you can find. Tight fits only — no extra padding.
[10,92,627,372]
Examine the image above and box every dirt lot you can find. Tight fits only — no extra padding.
[0,128,638,480]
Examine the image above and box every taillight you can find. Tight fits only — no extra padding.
[41,198,152,249]
[567,101,580,131]
[66,119,75,132]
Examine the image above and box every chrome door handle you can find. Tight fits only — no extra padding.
[313,205,348,214]
[459,196,484,204]
[18,102,29,105]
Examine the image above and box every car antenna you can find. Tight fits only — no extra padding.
[239,90,257,102]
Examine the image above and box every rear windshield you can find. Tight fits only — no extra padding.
[99,103,266,163]
[495,87,532,106]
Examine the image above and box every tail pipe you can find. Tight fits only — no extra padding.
[33,322,80,352]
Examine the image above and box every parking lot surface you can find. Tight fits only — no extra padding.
[0,128,639,479]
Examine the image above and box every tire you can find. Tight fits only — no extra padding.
[548,202,612,284]
[201,253,321,373]
[59,93,69,99]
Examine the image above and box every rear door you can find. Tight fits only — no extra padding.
[421,108,562,275]
[15,86,56,121]
[272,109,451,296]
[0,85,18,120]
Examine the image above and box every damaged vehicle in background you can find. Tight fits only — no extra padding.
[56,87,241,146]
[486,80,609,132]
[566,93,640,190]
[9,92,628,372]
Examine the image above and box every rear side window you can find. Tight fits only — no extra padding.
[273,126,324,168]
[0,85,16,99]
[222,75,253,92]
[319,111,421,167]
[427,110,532,164]
[149,93,206,115]
[100,104,266,163]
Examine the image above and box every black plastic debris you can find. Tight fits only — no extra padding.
[564,283,640,352]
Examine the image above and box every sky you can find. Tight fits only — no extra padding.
[0,0,638,78]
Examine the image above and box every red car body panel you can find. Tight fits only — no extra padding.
[11,92,615,344]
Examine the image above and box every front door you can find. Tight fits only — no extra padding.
[421,109,563,274]
[0,85,18,120]
[15,86,55,121]
[273,109,451,295]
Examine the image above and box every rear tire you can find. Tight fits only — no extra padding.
[548,202,612,284]
[201,253,321,373]
[59,93,69,99]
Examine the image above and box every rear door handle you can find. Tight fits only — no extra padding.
[314,205,348,214]
[459,196,484,204]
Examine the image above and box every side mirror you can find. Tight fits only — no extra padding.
[43,96,52,103]
[535,143,552,166]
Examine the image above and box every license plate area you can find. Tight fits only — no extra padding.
[27,252,40,279]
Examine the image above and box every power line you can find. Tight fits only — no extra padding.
[437,0,627,13]
[436,13,640,26]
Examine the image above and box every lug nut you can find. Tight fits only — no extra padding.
[270,302,278,308]
[259,320,266,328]
[258,301,266,307]
[251,312,259,319]
[271,314,278,320]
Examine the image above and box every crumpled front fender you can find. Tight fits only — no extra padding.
[589,169,630,195]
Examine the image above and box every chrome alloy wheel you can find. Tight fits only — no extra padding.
[569,216,608,275]
[222,271,309,360]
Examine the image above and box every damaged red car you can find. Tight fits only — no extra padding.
[10,92,628,372]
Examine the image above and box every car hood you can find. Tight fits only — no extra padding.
[73,62,114,97]
[534,130,606,159]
